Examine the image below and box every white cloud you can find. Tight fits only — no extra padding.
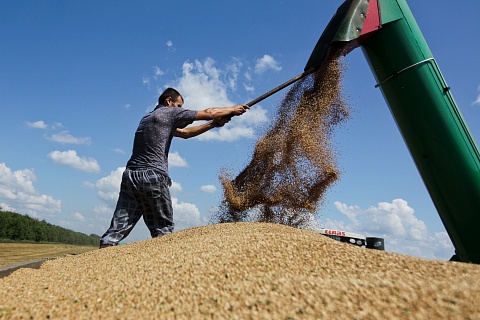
[196,125,254,142]
[0,162,61,216]
[334,199,427,240]
[166,40,175,51]
[73,211,86,221]
[170,181,182,193]
[0,202,15,212]
[244,84,255,92]
[27,121,91,145]
[172,197,205,230]
[153,66,165,78]
[52,122,64,129]
[48,150,100,173]
[48,131,91,145]
[169,151,188,167]
[200,185,216,193]
[96,167,124,203]
[177,58,233,109]
[254,54,282,74]
[0,163,36,196]
[474,84,480,106]
[94,204,112,216]
[225,58,243,90]
[82,181,95,188]
[325,199,454,260]
[26,120,48,129]
[112,148,125,155]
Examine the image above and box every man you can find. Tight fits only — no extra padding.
[99,88,249,248]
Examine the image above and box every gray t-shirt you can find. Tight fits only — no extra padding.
[126,106,197,177]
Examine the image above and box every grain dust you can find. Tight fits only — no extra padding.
[215,48,349,227]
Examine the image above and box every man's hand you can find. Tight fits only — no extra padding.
[231,104,250,116]
[218,104,250,124]
[212,117,230,128]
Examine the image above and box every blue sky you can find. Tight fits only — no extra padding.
[1,0,479,261]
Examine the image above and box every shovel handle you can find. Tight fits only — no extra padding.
[220,68,316,122]
[246,68,316,107]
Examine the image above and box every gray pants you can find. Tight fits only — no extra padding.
[100,168,173,246]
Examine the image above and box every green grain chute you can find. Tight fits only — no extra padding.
[308,0,480,263]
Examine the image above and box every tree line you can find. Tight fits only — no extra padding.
[0,210,100,246]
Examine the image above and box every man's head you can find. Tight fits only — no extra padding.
[158,88,184,108]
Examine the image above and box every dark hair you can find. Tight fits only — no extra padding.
[157,88,183,105]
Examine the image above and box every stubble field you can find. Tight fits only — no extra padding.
[0,243,96,267]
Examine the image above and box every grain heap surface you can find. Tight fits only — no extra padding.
[1,222,479,319]
[216,48,349,227]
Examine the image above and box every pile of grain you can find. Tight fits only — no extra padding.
[216,48,349,227]
[1,222,479,319]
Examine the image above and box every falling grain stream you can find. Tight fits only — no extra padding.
[216,48,348,227]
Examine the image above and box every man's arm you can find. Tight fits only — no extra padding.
[174,104,248,139]
[195,104,249,120]
[174,121,217,139]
